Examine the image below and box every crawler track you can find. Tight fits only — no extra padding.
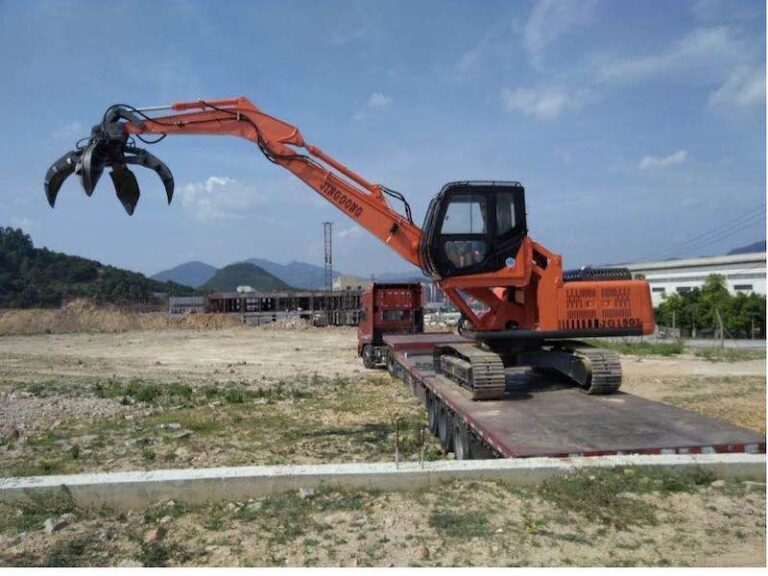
[573,346,622,394]
[433,343,506,400]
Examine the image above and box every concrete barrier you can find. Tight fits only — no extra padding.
[0,453,763,511]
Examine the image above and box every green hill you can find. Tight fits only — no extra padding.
[0,227,197,308]
[201,262,293,293]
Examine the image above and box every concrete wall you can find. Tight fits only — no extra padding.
[1,454,763,512]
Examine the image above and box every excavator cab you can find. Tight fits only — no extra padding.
[419,181,527,279]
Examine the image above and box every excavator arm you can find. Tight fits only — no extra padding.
[46,97,422,267]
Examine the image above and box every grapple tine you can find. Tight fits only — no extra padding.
[124,146,175,204]
[77,141,105,197]
[44,149,82,207]
[110,165,141,215]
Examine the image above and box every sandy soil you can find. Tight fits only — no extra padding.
[0,325,764,567]
[620,353,765,432]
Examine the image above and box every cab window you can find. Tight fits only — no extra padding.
[440,194,487,234]
[496,192,518,236]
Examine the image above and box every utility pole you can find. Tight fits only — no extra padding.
[323,222,333,291]
[671,310,676,330]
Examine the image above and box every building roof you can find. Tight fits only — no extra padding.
[614,252,766,273]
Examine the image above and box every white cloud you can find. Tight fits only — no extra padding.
[179,176,267,222]
[638,150,688,171]
[338,225,364,239]
[500,87,583,120]
[596,27,742,83]
[524,0,597,66]
[53,121,84,141]
[710,65,765,108]
[367,92,393,109]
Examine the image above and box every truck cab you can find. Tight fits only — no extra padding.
[358,283,424,368]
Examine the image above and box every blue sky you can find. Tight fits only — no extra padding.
[0,0,764,277]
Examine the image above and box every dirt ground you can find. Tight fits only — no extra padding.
[0,472,764,567]
[0,324,765,566]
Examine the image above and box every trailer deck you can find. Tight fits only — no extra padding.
[385,333,765,459]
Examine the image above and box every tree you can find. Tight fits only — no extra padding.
[656,274,766,339]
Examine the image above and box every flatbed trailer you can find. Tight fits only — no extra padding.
[384,333,766,459]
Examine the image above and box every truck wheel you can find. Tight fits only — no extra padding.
[453,421,472,460]
[437,405,454,452]
[362,345,376,369]
[427,395,439,437]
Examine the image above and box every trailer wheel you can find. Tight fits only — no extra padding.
[427,395,439,437]
[437,405,454,452]
[362,345,376,369]
[386,352,396,377]
[453,421,472,460]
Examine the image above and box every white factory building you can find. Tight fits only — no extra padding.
[616,252,766,307]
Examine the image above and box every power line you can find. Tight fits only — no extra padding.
[638,203,765,262]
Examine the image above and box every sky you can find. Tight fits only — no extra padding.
[0,0,765,277]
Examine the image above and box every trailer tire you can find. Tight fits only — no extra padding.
[362,345,376,370]
[453,421,472,460]
[386,352,397,377]
[427,395,439,437]
[438,405,454,452]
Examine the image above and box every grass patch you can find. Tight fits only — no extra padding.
[593,339,684,356]
[2,488,75,533]
[43,535,94,567]
[255,492,315,545]
[693,347,766,363]
[429,509,489,539]
[92,378,191,405]
[538,467,713,529]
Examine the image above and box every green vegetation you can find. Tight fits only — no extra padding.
[1,374,444,478]
[43,535,95,567]
[429,510,489,539]
[693,347,766,363]
[0,227,196,308]
[6,489,75,532]
[538,467,714,529]
[593,339,684,356]
[200,261,294,293]
[655,274,766,339]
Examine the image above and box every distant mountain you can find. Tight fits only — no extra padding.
[152,261,217,288]
[728,240,766,255]
[200,262,294,293]
[245,258,340,289]
[373,269,429,283]
[0,227,196,308]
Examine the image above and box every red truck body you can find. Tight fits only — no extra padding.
[358,283,424,368]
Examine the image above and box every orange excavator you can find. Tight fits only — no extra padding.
[45,97,654,400]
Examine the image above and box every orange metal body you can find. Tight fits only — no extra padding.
[124,97,655,337]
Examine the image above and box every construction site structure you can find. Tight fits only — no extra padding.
[203,289,362,326]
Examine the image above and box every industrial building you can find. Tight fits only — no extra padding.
[616,252,766,307]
